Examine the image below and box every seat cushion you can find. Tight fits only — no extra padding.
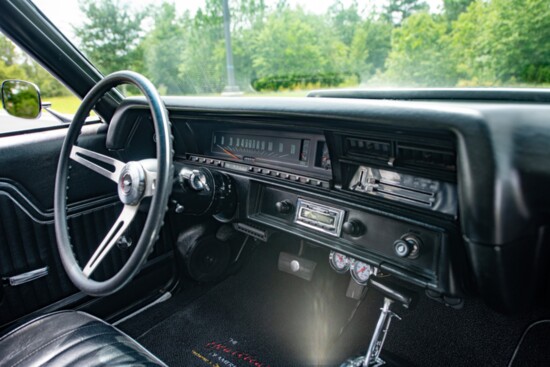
[0,310,166,367]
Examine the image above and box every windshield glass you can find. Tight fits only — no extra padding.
[33,0,550,96]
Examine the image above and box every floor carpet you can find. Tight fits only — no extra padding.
[119,242,550,367]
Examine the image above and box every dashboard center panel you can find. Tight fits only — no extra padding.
[251,183,445,289]
[166,122,458,296]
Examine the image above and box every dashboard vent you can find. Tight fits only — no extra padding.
[342,134,457,177]
[345,137,391,159]
[397,144,456,172]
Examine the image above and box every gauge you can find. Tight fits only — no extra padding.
[211,132,308,164]
[320,142,331,170]
[315,141,331,170]
[351,260,373,285]
[329,251,350,273]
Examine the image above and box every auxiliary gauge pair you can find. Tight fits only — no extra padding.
[329,251,375,285]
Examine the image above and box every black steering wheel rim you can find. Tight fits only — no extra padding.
[54,71,173,296]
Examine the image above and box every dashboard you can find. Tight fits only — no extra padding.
[106,95,550,313]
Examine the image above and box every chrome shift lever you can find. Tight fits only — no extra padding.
[363,297,401,366]
[339,278,413,367]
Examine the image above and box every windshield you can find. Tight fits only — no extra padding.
[33,0,550,96]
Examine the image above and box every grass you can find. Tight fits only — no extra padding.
[42,95,82,114]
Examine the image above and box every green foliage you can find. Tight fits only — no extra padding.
[384,0,429,25]
[350,18,392,82]
[13,0,546,94]
[250,7,348,89]
[328,0,362,47]
[383,13,458,86]
[142,3,186,94]
[451,0,550,85]
[252,73,354,92]
[22,62,70,97]
[0,34,71,97]
[74,0,146,74]
[443,0,475,21]
[177,8,226,94]
[0,35,26,81]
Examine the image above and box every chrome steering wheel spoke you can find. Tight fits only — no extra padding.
[70,145,126,183]
[82,204,138,278]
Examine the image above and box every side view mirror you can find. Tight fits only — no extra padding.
[1,80,42,119]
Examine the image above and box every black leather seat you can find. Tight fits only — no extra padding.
[0,310,166,366]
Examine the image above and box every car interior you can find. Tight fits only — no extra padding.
[1,1,550,366]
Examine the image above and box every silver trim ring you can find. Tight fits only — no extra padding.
[117,162,146,205]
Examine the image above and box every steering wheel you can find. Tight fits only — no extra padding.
[54,71,173,296]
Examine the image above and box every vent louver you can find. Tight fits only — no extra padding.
[345,137,391,159]
[397,144,456,172]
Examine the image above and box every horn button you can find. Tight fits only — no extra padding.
[118,162,146,205]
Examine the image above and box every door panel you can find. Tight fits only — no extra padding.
[0,124,173,327]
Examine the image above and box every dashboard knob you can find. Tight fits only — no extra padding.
[393,235,421,259]
[275,200,293,214]
[342,220,364,236]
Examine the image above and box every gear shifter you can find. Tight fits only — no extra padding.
[340,278,415,367]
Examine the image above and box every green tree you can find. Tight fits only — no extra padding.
[349,18,392,82]
[22,61,70,97]
[384,0,429,25]
[383,12,458,86]
[487,0,550,84]
[0,34,26,81]
[250,7,348,88]
[177,8,226,94]
[443,0,474,21]
[328,0,362,47]
[174,0,268,93]
[449,1,495,84]
[74,0,146,74]
[451,0,550,85]
[142,3,186,94]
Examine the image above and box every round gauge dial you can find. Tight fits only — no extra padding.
[329,251,350,273]
[351,260,373,285]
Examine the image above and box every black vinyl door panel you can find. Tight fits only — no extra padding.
[0,124,171,327]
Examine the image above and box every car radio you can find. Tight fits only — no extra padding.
[294,199,345,237]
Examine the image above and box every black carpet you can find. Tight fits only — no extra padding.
[508,320,550,366]
[119,241,550,367]
[126,243,379,366]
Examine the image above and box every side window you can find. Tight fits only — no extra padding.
[1,33,81,134]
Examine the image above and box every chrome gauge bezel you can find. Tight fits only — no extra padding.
[329,251,350,274]
[350,260,374,285]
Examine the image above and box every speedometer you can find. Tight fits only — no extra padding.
[212,131,309,165]
[351,260,373,285]
[329,251,350,273]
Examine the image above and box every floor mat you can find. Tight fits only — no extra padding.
[130,244,379,367]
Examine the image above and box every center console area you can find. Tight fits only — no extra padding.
[167,119,462,301]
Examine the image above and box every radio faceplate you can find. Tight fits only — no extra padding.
[294,199,345,237]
